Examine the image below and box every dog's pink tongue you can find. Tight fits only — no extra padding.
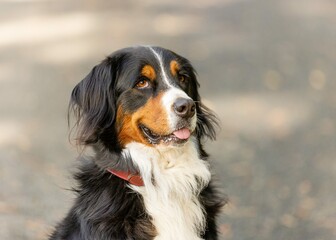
[173,128,191,140]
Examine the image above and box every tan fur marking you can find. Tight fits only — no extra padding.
[135,92,170,135]
[170,60,179,77]
[141,65,156,81]
[117,92,170,146]
[117,106,149,146]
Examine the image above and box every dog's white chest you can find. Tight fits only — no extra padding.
[144,193,204,240]
[125,141,211,240]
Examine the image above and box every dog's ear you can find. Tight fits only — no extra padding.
[195,100,218,141]
[69,55,123,145]
[189,68,219,141]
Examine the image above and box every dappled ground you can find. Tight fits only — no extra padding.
[0,0,336,239]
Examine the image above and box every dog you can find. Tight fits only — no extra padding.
[50,46,225,240]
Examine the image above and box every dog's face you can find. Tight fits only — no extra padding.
[70,46,216,150]
[116,47,198,147]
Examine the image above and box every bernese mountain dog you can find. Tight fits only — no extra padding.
[50,46,226,240]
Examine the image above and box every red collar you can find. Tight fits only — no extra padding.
[107,169,144,186]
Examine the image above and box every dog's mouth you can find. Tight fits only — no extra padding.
[139,124,192,145]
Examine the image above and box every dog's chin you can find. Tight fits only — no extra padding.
[139,124,193,147]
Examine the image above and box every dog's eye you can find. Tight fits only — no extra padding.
[135,79,150,89]
[178,73,189,84]
[179,75,185,83]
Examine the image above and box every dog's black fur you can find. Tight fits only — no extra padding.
[50,46,225,240]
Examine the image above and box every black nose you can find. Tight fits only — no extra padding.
[173,98,196,118]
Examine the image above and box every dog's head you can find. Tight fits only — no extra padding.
[70,46,217,153]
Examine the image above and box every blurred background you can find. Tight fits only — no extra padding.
[1,0,336,239]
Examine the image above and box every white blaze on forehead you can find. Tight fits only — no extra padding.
[148,47,174,88]
[148,46,197,132]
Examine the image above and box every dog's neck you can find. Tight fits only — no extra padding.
[122,137,211,240]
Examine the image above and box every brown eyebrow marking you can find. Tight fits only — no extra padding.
[141,65,156,81]
[170,60,179,77]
